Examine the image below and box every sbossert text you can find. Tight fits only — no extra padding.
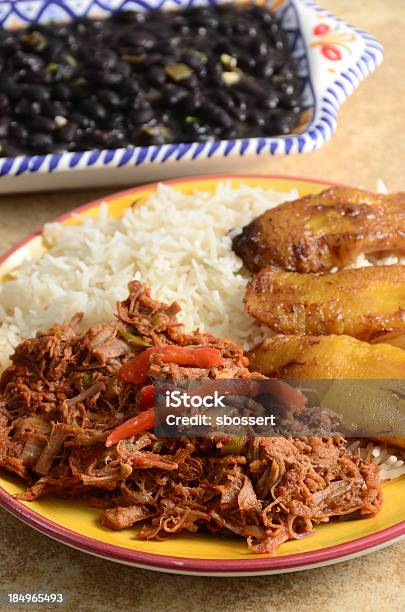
[165,413,276,427]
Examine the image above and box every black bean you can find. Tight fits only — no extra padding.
[98,89,121,108]
[232,92,248,110]
[0,93,9,111]
[115,61,131,78]
[201,101,233,128]
[106,130,127,147]
[87,49,117,70]
[253,5,274,24]
[218,23,233,37]
[57,121,79,143]
[221,126,238,139]
[181,50,205,71]
[14,99,41,118]
[280,94,301,110]
[53,25,71,38]
[184,90,203,113]
[42,99,68,117]
[52,83,72,100]
[130,95,150,111]
[161,52,180,65]
[262,92,280,110]
[231,107,247,122]
[162,84,188,106]
[14,68,29,83]
[79,101,107,121]
[270,50,288,70]
[91,129,110,147]
[13,51,45,72]
[0,35,20,55]
[171,14,187,28]
[234,19,250,35]
[256,58,275,78]
[272,33,285,52]
[214,90,235,111]
[0,117,11,138]
[108,114,126,130]
[70,111,96,130]
[0,80,20,100]
[237,78,267,98]
[279,64,295,81]
[134,32,156,49]
[27,68,54,85]
[278,113,297,134]
[23,84,50,102]
[188,11,219,29]
[92,20,104,31]
[71,81,91,100]
[148,66,166,87]
[280,82,295,96]
[93,71,123,87]
[248,110,268,128]
[257,41,269,56]
[120,31,156,49]
[144,88,161,104]
[182,73,199,90]
[44,39,65,61]
[131,107,155,125]
[30,132,54,151]
[29,116,57,132]
[238,55,256,71]
[119,80,140,96]
[112,10,146,24]
[8,122,28,141]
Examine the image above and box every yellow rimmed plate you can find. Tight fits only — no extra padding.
[0,175,404,575]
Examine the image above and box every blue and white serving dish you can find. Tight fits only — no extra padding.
[0,0,383,193]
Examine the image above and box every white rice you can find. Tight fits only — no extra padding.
[346,441,405,481]
[0,182,298,370]
[0,180,404,480]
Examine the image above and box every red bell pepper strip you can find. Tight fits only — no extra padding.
[139,384,155,409]
[119,345,222,384]
[105,407,155,448]
[105,384,156,447]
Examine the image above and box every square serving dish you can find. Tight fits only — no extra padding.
[0,0,383,193]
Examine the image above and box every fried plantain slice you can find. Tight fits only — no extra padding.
[247,334,405,379]
[370,331,405,349]
[247,335,405,448]
[232,187,405,273]
[245,265,405,340]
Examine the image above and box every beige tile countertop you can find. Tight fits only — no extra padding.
[0,1,404,610]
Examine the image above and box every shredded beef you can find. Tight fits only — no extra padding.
[0,281,383,555]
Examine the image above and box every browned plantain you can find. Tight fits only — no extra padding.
[245,265,405,340]
[247,334,405,379]
[247,335,405,448]
[370,331,405,350]
[232,187,405,273]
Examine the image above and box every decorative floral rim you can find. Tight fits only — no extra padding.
[0,173,404,576]
[0,0,383,179]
